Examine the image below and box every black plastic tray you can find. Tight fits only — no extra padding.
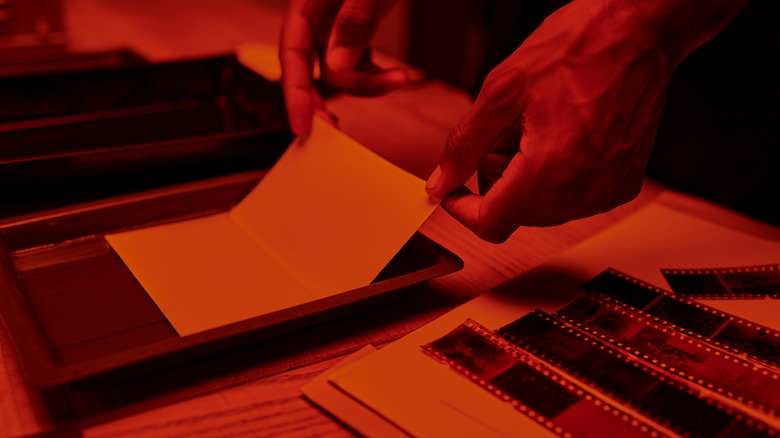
[0,54,293,218]
[0,170,463,388]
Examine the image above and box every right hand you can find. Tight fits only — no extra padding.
[424,0,749,243]
[425,0,675,242]
[280,0,410,136]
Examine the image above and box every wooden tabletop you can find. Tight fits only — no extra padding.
[3,1,776,437]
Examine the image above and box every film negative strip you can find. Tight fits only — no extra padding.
[557,294,780,417]
[499,311,778,438]
[662,264,780,299]
[581,269,780,368]
[422,320,667,438]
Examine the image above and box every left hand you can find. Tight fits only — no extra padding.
[280,0,410,136]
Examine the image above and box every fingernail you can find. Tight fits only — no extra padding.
[327,46,356,71]
[426,165,442,192]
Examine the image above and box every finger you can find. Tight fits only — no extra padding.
[439,187,512,244]
[322,63,409,95]
[440,153,523,243]
[482,132,578,230]
[477,153,512,195]
[280,6,318,135]
[354,46,427,83]
[425,86,521,200]
[476,124,522,194]
[440,186,483,234]
[442,137,534,242]
[326,0,380,72]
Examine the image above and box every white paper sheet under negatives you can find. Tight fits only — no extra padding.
[317,196,780,437]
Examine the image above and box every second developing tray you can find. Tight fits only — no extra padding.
[0,54,293,217]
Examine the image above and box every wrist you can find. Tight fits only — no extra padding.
[617,0,749,67]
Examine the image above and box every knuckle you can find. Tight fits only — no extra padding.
[335,5,375,34]
[482,68,506,90]
[482,61,524,97]
[444,123,475,165]
[474,209,515,243]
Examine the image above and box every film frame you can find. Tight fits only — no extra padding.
[556,293,780,418]
[661,264,780,300]
[422,320,668,438]
[581,269,780,368]
[499,311,778,438]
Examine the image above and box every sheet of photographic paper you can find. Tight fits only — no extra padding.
[322,198,780,437]
[107,117,438,336]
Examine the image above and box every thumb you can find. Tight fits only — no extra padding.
[326,0,382,72]
[425,95,518,200]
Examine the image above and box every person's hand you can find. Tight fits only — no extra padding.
[280,0,410,136]
[425,0,743,242]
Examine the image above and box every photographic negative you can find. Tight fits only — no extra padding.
[580,270,661,310]
[499,311,778,437]
[423,320,667,438]
[662,265,780,299]
[556,297,780,417]
[582,270,780,367]
[713,322,780,368]
[422,323,519,380]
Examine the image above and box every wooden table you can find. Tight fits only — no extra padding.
[2,1,778,437]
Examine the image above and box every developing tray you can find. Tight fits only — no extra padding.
[0,170,463,387]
